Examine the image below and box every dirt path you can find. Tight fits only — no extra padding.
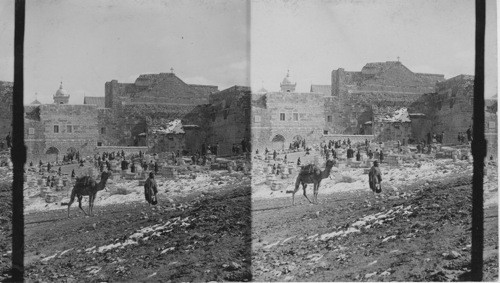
[23,185,251,282]
[252,176,498,281]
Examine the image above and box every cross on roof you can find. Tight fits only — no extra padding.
[170,67,174,73]
[397,56,400,62]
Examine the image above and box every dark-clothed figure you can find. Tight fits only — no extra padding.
[466,127,472,142]
[144,172,158,205]
[297,157,301,166]
[5,132,11,148]
[356,151,361,161]
[379,150,384,163]
[47,162,52,172]
[347,147,354,159]
[273,150,277,161]
[369,160,382,193]
[71,169,75,178]
[154,161,159,173]
[121,160,128,171]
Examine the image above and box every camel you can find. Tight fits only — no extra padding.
[67,171,112,217]
[292,159,335,205]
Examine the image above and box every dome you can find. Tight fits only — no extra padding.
[54,82,68,97]
[281,70,294,85]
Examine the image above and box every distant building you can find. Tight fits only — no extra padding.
[252,62,497,152]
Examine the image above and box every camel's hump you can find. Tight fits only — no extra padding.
[299,164,321,174]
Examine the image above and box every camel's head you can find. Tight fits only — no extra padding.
[325,159,336,168]
[101,171,112,181]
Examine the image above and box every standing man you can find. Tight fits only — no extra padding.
[379,150,384,163]
[369,160,382,193]
[273,150,277,161]
[144,172,158,206]
[466,127,472,142]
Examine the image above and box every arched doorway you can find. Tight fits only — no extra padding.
[271,134,285,151]
[66,147,77,160]
[46,146,59,163]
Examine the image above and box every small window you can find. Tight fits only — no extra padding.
[54,125,59,133]
[293,113,298,121]
[489,122,496,129]
[223,109,229,120]
[28,128,34,135]
[101,127,106,134]
[254,115,261,123]
[327,115,332,122]
[97,142,102,146]
[67,125,72,133]
[323,130,329,135]
[280,113,285,121]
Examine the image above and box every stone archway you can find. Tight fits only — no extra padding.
[271,134,285,151]
[66,147,77,160]
[45,146,59,163]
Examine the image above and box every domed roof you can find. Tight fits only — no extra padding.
[54,82,68,97]
[281,70,294,85]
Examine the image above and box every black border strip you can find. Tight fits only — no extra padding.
[12,0,26,281]
[471,0,486,280]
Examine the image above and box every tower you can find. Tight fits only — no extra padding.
[53,82,70,104]
[280,70,296,92]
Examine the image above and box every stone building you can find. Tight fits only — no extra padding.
[255,61,496,151]
[328,61,445,135]
[252,73,325,151]
[146,119,186,154]
[24,84,99,162]
[207,85,251,156]
[99,72,218,147]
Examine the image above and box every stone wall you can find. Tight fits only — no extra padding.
[373,121,413,143]
[252,92,325,151]
[147,133,185,154]
[408,75,474,144]
[208,86,251,156]
[331,62,443,97]
[0,81,13,142]
[25,104,99,162]
[329,92,423,134]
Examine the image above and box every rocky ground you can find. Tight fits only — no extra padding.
[21,182,251,282]
[0,157,252,281]
[251,148,498,281]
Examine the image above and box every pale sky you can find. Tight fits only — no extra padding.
[0,0,249,104]
[0,0,498,102]
[251,0,498,98]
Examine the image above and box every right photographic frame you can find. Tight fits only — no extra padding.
[250,0,498,281]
